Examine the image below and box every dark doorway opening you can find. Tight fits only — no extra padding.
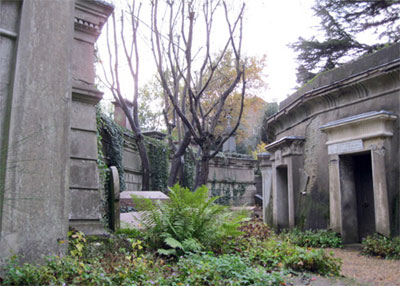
[340,152,375,243]
[276,166,289,230]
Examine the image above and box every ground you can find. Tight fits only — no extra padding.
[288,247,400,286]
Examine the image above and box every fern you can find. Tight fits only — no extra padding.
[133,184,245,255]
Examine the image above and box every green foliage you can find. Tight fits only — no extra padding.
[361,233,400,259]
[210,179,246,206]
[97,108,125,192]
[238,218,273,241]
[144,136,169,192]
[162,253,284,286]
[134,184,245,255]
[68,229,87,258]
[226,236,341,276]
[181,148,195,190]
[292,0,400,84]
[280,228,343,248]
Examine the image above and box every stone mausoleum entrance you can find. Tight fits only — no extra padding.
[321,111,397,243]
[339,152,375,242]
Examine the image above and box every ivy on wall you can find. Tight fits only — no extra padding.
[210,176,246,206]
[145,136,169,193]
[96,108,126,192]
[181,148,195,191]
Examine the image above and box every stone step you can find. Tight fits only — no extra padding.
[120,191,169,208]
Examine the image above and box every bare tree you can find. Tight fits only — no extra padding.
[100,3,151,190]
[151,0,246,189]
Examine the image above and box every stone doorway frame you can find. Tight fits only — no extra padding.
[320,111,397,240]
[265,136,305,229]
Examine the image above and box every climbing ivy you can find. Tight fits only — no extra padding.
[96,108,126,192]
[181,148,195,191]
[145,136,169,193]
[210,175,246,206]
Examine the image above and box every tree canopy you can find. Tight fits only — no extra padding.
[292,0,400,84]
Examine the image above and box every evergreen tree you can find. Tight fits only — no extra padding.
[292,0,400,85]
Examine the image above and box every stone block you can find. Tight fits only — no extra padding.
[70,129,97,160]
[71,101,97,131]
[72,40,95,85]
[122,149,142,172]
[69,189,102,220]
[70,159,99,189]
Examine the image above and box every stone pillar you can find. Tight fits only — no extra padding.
[258,153,272,223]
[328,155,341,232]
[0,0,74,262]
[371,145,390,237]
[69,0,113,235]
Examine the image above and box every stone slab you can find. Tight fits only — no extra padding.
[70,159,99,189]
[71,101,97,131]
[70,129,97,159]
[120,211,147,229]
[69,189,101,220]
[328,139,363,155]
[120,191,169,207]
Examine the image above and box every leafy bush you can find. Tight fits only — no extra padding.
[280,228,342,248]
[134,184,245,255]
[160,253,284,286]
[361,233,400,259]
[227,236,341,276]
[239,218,273,241]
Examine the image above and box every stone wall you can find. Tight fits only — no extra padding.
[0,0,112,263]
[0,0,74,262]
[69,0,112,235]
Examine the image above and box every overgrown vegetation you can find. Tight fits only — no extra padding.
[280,228,343,248]
[361,233,400,259]
[145,136,169,192]
[132,184,244,256]
[1,185,343,285]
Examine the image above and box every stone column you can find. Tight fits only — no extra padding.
[328,155,341,232]
[371,146,390,237]
[0,0,74,262]
[258,153,272,223]
[69,0,113,235]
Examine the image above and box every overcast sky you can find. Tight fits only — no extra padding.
[97,0,319,104]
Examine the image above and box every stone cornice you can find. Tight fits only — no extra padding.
[320,110,397,145]
[265,136,305,154]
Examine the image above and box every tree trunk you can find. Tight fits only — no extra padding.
[194,150,210,190]
[168,131,191,187]
[135,136,150,190]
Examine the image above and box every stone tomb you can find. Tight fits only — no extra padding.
[320,110,397,243]
[265,136,305,230]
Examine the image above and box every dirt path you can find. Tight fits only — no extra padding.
[287,247,400,286]
[325,248,400,286]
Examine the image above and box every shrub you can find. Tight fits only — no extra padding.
[238,218,273,241]
[227,236,341,276]
[280,228,342,248]
[361,233,400,259]
[160,253,284,286]
[134,184,245,255]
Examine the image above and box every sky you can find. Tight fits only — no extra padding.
[97,0,320,104]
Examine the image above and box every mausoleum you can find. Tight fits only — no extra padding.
[262,43,400,242]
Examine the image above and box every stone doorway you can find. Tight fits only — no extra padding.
[276,166,289,230]
[339,152,375,243]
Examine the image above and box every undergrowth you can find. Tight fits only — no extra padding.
[0,185,343,285]
[361,233,400,259]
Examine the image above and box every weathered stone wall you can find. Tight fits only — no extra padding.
[208,156,257,205]
[0,0,74,262]
[0,0,112,263]
[69,0,112,235]
[265,43,400,235]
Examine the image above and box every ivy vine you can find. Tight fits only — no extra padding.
[145,136,169,193]
[181,148,195,191]
[96,108,126,192]
[210,175,246,206]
